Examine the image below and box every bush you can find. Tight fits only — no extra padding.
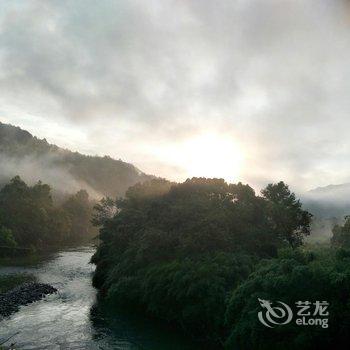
[225,248,350,350]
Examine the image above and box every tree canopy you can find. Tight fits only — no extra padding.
[0,176,96,254]
[91,177,313,345]
[331,216,350,248]
[225,248,350,350]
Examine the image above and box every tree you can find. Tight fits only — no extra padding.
[261,181,312,247]
[91,178,312,345]
[331,216,350,247]
[0,176,94,250]
[91,197,117,227]
[225,248,350,350]
[0,226,17,248]
[62,189,93,242]
[0,176,51,246]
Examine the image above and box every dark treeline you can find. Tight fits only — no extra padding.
[91,178,350,349]
[0,176,96,255]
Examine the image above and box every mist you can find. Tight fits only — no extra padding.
[0,153,103,199]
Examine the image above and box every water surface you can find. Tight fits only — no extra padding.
[0,246,199,349]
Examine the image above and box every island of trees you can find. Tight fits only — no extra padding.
[92,177,350,350]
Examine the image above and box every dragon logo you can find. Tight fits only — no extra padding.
[258,298,293,328]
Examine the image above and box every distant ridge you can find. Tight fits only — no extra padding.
[309,183,350,194]
[303,182,350,219]
[0,121,153,198]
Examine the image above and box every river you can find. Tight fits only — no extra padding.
[0,246,199,349]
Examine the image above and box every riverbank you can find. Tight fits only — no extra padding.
[0,273,36,294]
[0,282,57,318]
[0,257,57,319]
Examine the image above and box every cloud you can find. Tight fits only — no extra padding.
[1,0,350,191]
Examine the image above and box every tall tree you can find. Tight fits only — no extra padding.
[62,189,92,241]
[261,181,312,247]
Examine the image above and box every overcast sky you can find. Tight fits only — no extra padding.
[1,0,350,191]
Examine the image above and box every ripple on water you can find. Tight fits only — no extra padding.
[0,246,199,350]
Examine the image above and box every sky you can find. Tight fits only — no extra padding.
[1,0,350,191]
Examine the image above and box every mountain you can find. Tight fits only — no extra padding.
[301,183,350,243]
[0,121,152,198]
[309,183,350,196]
[302,182,350,219]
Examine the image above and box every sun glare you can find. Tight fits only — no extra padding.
[156,132,244,183]
[182,133,243,183]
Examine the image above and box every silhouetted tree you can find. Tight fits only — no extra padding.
[261,181,312,247]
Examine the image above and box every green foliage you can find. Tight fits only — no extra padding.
[261,181,313,247]
[92,177,312,345]
[0,226,17,248]
[62,189,93,242]
[224,248,350,350]
[105,252,256,343]
[331,216,350,248]
[0,273,36,293]
[0,176,95,254]
[0,176,56,246]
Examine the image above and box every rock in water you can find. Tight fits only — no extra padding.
[0,282,57,318]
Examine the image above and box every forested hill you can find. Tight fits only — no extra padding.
[0,122,152,198]
[303,183,350,218]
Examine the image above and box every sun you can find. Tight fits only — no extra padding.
[181,133,244,183]
[149,131,244,183]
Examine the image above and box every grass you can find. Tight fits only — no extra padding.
[0,273,36,294]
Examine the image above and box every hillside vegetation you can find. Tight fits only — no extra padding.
[0,122,151,198]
